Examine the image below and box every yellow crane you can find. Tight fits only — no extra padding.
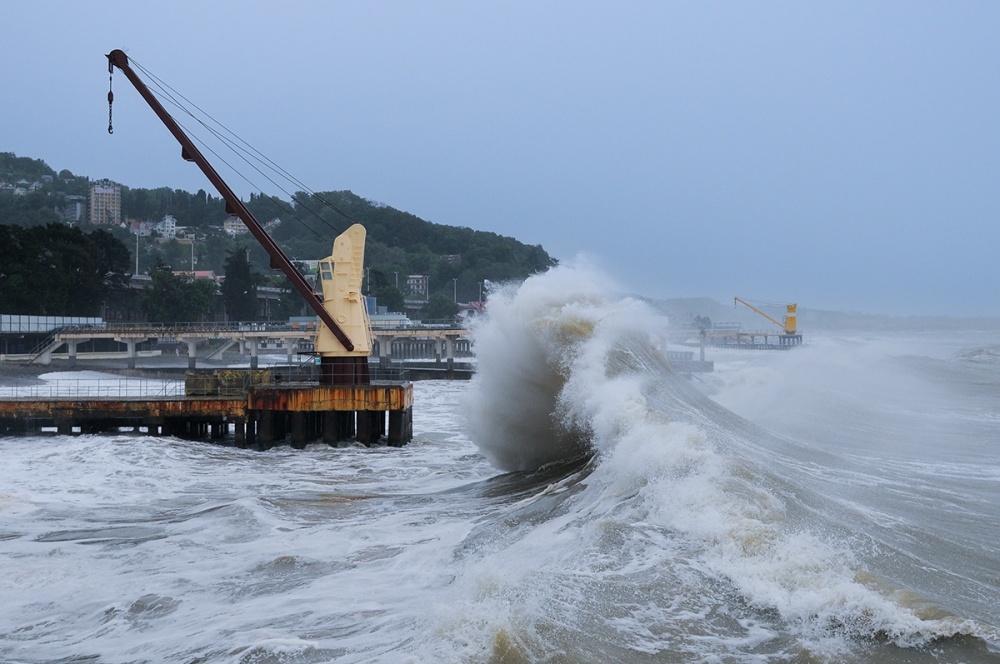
[734,297,797,335]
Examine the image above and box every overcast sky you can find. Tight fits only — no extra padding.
[3,1,999,316]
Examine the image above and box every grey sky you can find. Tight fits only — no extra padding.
[3,1,998,316]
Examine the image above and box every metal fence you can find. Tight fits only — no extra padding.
[0,365,412,400]
[0,379,184,399]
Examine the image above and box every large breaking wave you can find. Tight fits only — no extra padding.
[457,263,994,660]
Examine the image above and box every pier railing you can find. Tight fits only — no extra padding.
[0,378,185,399]
[185,365,412,397]
[0,365,414,401]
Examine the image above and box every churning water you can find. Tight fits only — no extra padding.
[2,265,999,663]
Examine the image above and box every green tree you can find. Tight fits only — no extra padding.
[202,230,233,273]
[425,293,457,321]
[0,191,60,227]
[142,262,217,323]
[221,247,261,321]
[264,278,301,321]
[371,284,404,312]
[0,152,56,181]
[0,224,130,315]
[89,229,131,283]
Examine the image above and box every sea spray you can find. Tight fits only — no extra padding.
[466,264,668,471]
[459,264,994,659]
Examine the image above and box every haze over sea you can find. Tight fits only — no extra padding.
[1,264,998,662]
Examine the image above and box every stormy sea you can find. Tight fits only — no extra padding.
[1,265,998,663]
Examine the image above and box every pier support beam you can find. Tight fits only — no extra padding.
[388,407,411,447]
[445,335,456,372]
[245,415,257,447]
[333,411,354,442]
[322,411,338,445]
[290,411,307,448]
[234,418,246,447]
[249,338,259,370]
[120,337,149,370]
[181,338,199,370]
[378,336,395,368]
[356,410,380,446]
[258,410,274,449]
[66,339,79,368]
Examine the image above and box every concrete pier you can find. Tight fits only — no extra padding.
[705,330,803,350]
[37,323,472,368]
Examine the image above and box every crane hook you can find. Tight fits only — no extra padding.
[107,61,114,135]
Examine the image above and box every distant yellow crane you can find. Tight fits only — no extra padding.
[734,297,797,335]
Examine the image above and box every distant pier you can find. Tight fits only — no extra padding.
[704,330,802,350]
[21,322,472,370]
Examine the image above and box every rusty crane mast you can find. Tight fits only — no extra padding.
[106,49,372,386]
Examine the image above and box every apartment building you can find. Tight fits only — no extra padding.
[88,179,122,225]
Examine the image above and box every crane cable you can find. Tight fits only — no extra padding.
[116,56,360,243]
[127,58,338,242]
[736,297,787,308]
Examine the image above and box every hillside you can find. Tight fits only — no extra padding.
[263,190,554,301]
[0,152,557,308]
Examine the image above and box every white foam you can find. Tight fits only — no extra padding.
[462,262,996,655]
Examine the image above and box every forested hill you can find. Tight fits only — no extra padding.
[0,152,557,306]
[262,190,555,292]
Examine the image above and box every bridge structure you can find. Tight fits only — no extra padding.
[31,322,472,370]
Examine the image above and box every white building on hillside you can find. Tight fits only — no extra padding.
[223,216,249,236]
[155,214,178,239]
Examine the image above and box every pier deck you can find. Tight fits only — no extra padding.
[704,330,803,350]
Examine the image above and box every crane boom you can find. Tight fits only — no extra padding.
[106,49,356,352]
[734,297,797,335]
